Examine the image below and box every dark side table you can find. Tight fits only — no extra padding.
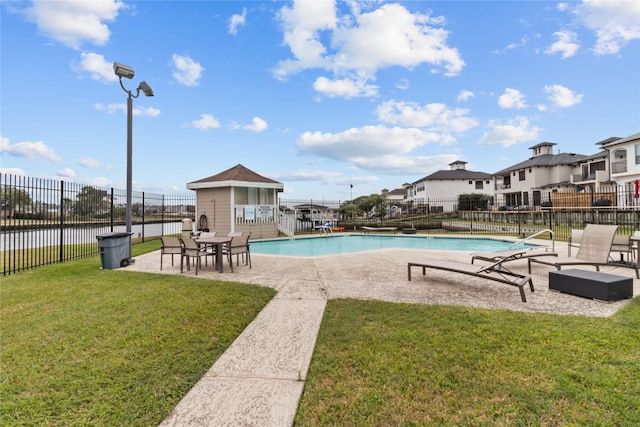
[549,269,633,302]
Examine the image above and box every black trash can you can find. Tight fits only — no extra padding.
[96,232,132,269]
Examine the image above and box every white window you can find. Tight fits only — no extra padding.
[612,149,627,174]
[248,188,257,204]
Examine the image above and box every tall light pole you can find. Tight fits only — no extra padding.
[113,62,153,263]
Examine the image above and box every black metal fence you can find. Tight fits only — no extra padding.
[280,186,640,241]
[1,173,195,275]
[3,173,639,275]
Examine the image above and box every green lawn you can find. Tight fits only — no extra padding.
[0,241,276,426]
[296,299,640,426]
[3,240,639,426]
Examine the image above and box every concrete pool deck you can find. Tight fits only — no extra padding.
[124,238,639,426]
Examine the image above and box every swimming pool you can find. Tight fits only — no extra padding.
[250,235,537,257]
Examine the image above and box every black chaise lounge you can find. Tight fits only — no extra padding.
[408,254,535,302]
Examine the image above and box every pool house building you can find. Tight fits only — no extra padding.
[186,164,284,239]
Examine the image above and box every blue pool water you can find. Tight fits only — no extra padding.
[250,235,537,257]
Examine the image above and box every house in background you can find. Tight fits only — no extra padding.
[493,142,590,209]
[492,133,639,210]
[601,132,640,207]
[381,186,409,217]
[410,161,493,212]
[569,139,611,192]
[186,164,284,239]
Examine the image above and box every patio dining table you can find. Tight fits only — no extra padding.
[195,236,232,273]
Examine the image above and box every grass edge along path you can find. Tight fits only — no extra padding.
[0,244,276,427]
[296,298,640,426]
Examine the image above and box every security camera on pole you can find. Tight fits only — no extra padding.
[113,61,154,265]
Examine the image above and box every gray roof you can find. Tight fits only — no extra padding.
[416,169,492,182]
[385,188,406,196]
[595,136,621,146]
[493,152,590,175]
[528,141,557,149]
[601,132,640,148]
[578,150,608,162]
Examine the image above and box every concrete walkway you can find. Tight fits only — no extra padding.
[158,298,326,426]
[124,238,638,426]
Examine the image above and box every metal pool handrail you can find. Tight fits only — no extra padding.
[508,228,555,252]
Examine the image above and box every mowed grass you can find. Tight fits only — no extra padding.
[296,299,640,426]
[0,241,276,426]
[3,239,640,425]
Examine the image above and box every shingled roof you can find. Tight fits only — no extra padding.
[413,169,492,183]
[492,152,590,176]
[186,164,284,190]
[422,169,492,181]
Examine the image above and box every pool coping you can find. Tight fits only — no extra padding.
[250,232,543,258]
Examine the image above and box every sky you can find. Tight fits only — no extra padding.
[1,0,639,201]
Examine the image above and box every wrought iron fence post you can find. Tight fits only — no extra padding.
[110,188,115,232]
[141,192,145,242]
[59,180,65,263]
[161,195,165,237]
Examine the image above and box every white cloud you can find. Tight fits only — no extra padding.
[94,103,160,117]
[544,84,584,108]
[273,0,336,78]
[274,1,464,98]
[545,30,579,58]
[395,78,410,90]
[296,125,443,163]
[498,88,528,109]
[191,114,220,130]
[507,36,530,51]
[134,106,161,117]
[79,157,108,169]
[269,169,345,184]
[492,36,530,55]
[0,136,62,162]
[22,0,125,49]
[57,168,76,178]
[313,76,378,98]
[229,7,247,35]
[171,54,205,87]
[346,153,460,175]
[573,0,640,55]
[330,4,464,75]
[457,90,475,102]
[75,52,118,82]
[94,103,123,114]
[375,100,479,134]
[477,117,541,147]
[244,117,268,132]
[85,177,112,187]
[0,167,26,176]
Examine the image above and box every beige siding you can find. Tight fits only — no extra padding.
[195,187,279,238]
[235,223,278,240]
[196,188,232,234]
